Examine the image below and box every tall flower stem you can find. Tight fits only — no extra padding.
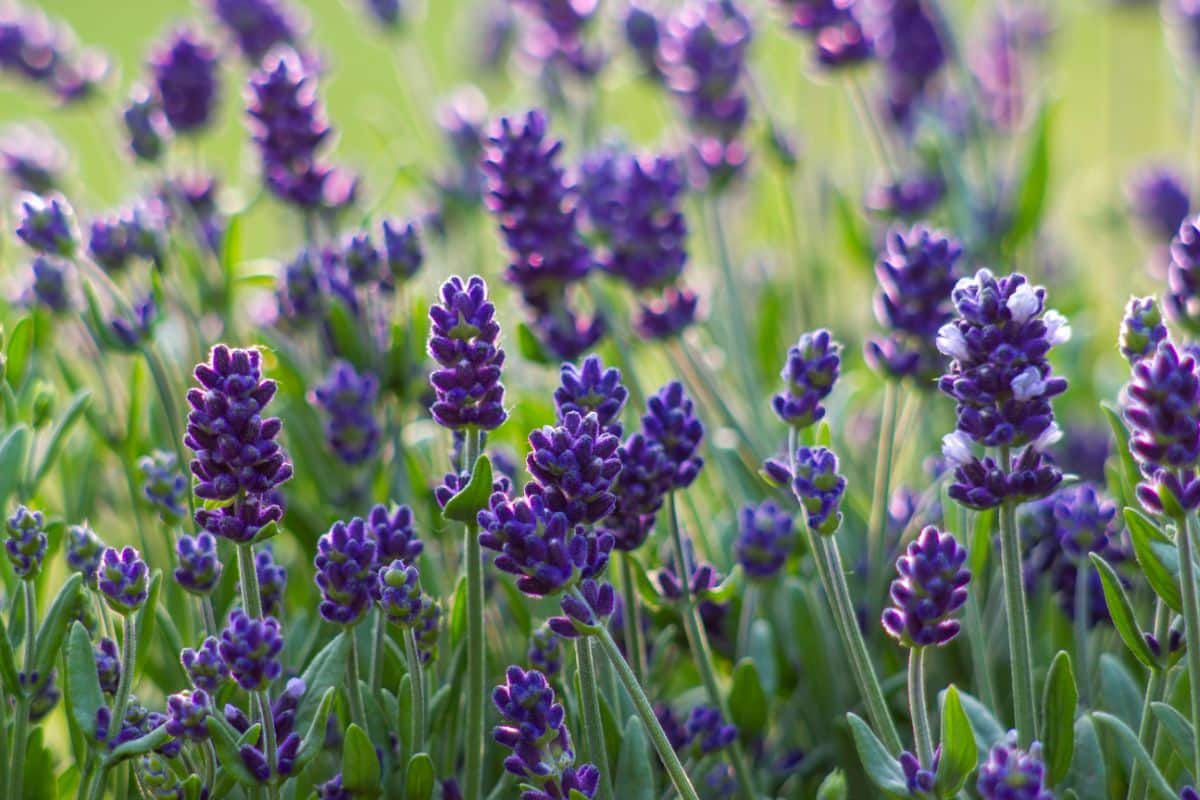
[256,690,280,800]
[7,580,37,800]
[867,382,901,585]
[666,495,758,800]
[845,75,900,180]
[346,630,369,733]
[463,430,486,800]
[575,638,614,800]
[588,617,700,800]
[236,541,284,785]
[908,648,935,769]
[705,196,759,423]
[1127,598,1170,800]
[369,611,387,696]
[959,505,997,711]
[997,477,1037,746]
[1176,510,1200,778]
[1073,559,1091,704]
[619,554,648,683]
[89,613,138,800]
[404,629,426,754]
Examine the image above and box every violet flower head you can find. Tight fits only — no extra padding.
[1120,296,1168,366]
[16,192,77,256]
[414,596,442,664]
[881,526,970,647]
[943,433,1063,511]
[218,609,284,691]
[149,27,219,134]
[1128,165,1190,241]
[0,124,67,193]
[774,330,842,429]
[511,0,604,78]
[26,257,70,313]
[528,623,563,677]
[98,546,149,615]
[314,517,379,626]
[122,88,169,163]
[686,706,737,755]
[253,545,287,617]
[865,0,946,125]
[311,361,381,465]
[66,523,105,587]
[735,500,796,581]
[138,450,187,522]
[624,3,663,79]
[936,269,1070,449]
[635,287,701,340]
[602,432,673,551]
[377,559,424,628]
[363,0,402,27]
[341,230,380,286]
[207,0,300,63]
[165,689,210,742]
[1052,484,1118,560]
[643,381,705,489]
[814,6,874,69]
[1184,789,1200,800]
[791,446,847,535]
[428,275,508,430]
[555,355,628,437]
[181,637,230,693]
[975,735,1053,800]
[366,503,423,563]
[551,577,616,638]
[5,505,46,580]
[382,219,423,284]
[899,750,937,797]
[867,224,962,383]
[95,638,120,695]
[867,172,945,220]
[530,307,607,362]
[174,532,222,595]
[1125,342,1200,514]
[1167,214,1200,334]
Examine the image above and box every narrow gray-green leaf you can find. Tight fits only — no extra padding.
[729,659,767,737]
[1150,701,1195,769]
[442,455,493,523]
[342,723,382,795]
[1125,507,1183,613]
[846,713,907,794]
[1090,553,1156,668]
[34,573,82,684]
[935,685,976,795]
[1091,712,1175,799]
[66,622,103,740]
[614,715,654,800]
[1041,651,1077,786]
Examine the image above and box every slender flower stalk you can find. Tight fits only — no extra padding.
[1178,509,1200,778]
[1127,599,1172,800]
[575,638,613,800]
[908,648,935,769]
[999,473,1038,745]
[464,430,486,800]
[619,554,648,682]
[404,628,426,753]
[7,580,37,800]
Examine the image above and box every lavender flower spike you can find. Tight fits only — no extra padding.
[526,411,623,526]
[773,330,841,429]
[98,546,150,615]
[218,609,284,691]
[975,734,1053,800]
[377,559,424,628]
[1119,296,1167,366]
[555,355,629,437]
[182,637,230,693]
[16,192,77,256]
[881,526,971,647]
[66,523,105,587]
[311,361,381,465]
[428,275,508,430]
[643,381,705,489]
[149,27,219,134]
[5,505,47,580]
[791,446,847,536]
[1125,341,1200,514]
[314,517,379,626]
[735,501,796,581]
[174,532,222,595]
[1167,214,1200,334]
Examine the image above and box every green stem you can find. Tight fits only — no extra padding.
[998,490,1038,746]
[346,631,369,732]
[705,197,759,419]
[256,690,280,800]
[619,554,648,684]
[666,495,758,800]
[1073,556,1090,705]
[963,594,997,712]
[845,75,900,180]
[1127,599,1170,800]
[370,611,386,696]
[200,597,218,638]
[404,628,426,754]
[89,613,139,800]
[8,580,37,800]
[867,382,900,596]
[464,429,486,800]
[576,638,614,800]
[591,622,701,800]
[908,648,935,769]
[1176,511,1200,778]
[236,543,264,620]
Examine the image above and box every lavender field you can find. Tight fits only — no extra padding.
[0,1,1196,798]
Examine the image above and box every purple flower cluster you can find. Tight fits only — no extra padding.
[735,500,796,581]
[900,750,937,796]
[865,0,946,126]
[66,524,104,587]
[774,330,841,429]
[311,361,381,465]
[528,623,563,677]
[685,706,737,755]
[881,526,970,647]
[775,0,873,69]
[1167,214,1200,333]
[790,446,847,536]
[98,546,149,615]
[175,532,222,595]
[5,505,46,579]
[149,27,219,135]
[16,192,77,257]
[975,735,1053,800]
[526,411,622,525]
[510,0,604,78]
[139,451,187,522]
[0,124,66,193]
[635,285,702,340]
[428,275,508,430]
[1128,166,1190,241]
[95,638,120,695]
[0,4,108,103]
[1125,342,1200,513]
[165,689,210,741]
[642,381,705,489]
[944,440,1063,511]
[492,666,601,799]
[122,88,169,162]
[88,202,167,273]
[601,431,674,551]
[382,219,423,285]
[1120,296,1168,366]
[367,503,423,563]
[866,172,946,220]
[186,345,292,543]
[182,637,230,693]
[206,0,301,63]
[253,545,288,617]
[25,257,70,313]
[867,225,962,382]
[218,609,283,691]
[314,517,379,625]
[377,559,424,627]
[554,355,629,437]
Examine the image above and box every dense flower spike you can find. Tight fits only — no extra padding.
[253,545,287,617]
[218,609,284,691]
[377,559,424,627]
[1128,166,1190,241]
[867,173,945,220]
[643,381,705,488]
[865,0,946,125]
[526,411,622,525]
[122,88,169,163]
[528,623,563,677]
[138,451,187,522]
[165,689,210,741]
[867,225,963,382]
[206,0,300,62]
[98,546,149,615]
[774,330,842,428]
[1052,484,1118,559]
[635,287,701,340]
[382,219,423,285]
[174,532,222,595]
[943,434,1064,510]
[366,504,423,563]
[685,706,737,755]
[1120,296,1168,365]
[149,28,218,134]
[181,637,230,693]
[555,355,628,437]
[311,361,381,464]
[975,735,1053,800]
[735,501,796,580]
[602,432,674,551]
[790,446,847,535]
[881,526,970,647]
[5,505,46,579]
[775,0,874,68]
[1168,214,1200,333]
[428,275,508,430]
[510,0,604,77]
[65,522,102,584]
[0,5,108,102]
[314,517,379,625]
[1126,342,1200,512]
[95,638,120,695]
[16,192,77,256]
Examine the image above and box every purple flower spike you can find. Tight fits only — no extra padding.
[624,3,663,79]
[555,355,629,437]
[900,750,937,797]
[511,0,604,78]
[774,330,842,429]
[1168,214,1200,334]
[182,637,230,693]
[165,689,210,741]
[150,28,219,134]
[366,504,423,563]
[98,546,149,615]
[5,506,46,580]
[0,124,67,194]
[791,446,846,536]
[867,172,945,220]
[1128,166,1190,241]
[314,518,379,626]
[428,275,508,431]
[975,734,1053,800]
[377,559,424,628]
[551,578,615,638]
[867,225,962,382]
[414,596,442,664]
[1126,342,1200,513]
[95,638,120,695]
[139,451,187,522]
[26,257,70,313]
[602,433,674,552]
[122,88,170,163]
[735,501,796,581]
[943,434,1063,510]
[206,0,301,63]
[881,526,971,647]
[685,706,737,755]
[643,381,705,489]
[382,219,423,284]
[526,411,623,525]
[1052,484,1118,560]
[218,609,284,691]
[253,545,287,617]
[1120,296,1168,366]
[635,286,701,340]
[528,623,563,677]
[311,361,381,465]
[16,192,77,256]
[531,307,607,361]
[174,532,222,595]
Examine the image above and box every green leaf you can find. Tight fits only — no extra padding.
[1125,508,1183,613]
[21,728,55,800]
[0,609,19,695]
[442,455,493,523]
[296,632,348,734]
[1101,404,1140,504]
[179,775,203,800]
[105,724,170,765]
[815,770,847,800]
[326,299,373,371]
[27,389,89,493]
[6,315,33,388]
[747,620,778,695]
[1090,553,1156,668]
[342,723,382,796]
[830,188,874,270]
[34,573,82,684]
[205,716,259,785]
[294,687,336,776]
[1041,651,1078,786]
[1066,716,1106,800]
[951,689,1006,755]
[516,321,554,364]
[846,713,907,794]
[1098,654,1143,729]
[1006,103,1053,249]
[729,659,768,737]
[1151,701,1195,768]
[450,576,468,645]
[405,753,436,800]
[66,622,103,740]
[133,571,163,679]
[935,685,976,795]
[1091,712,1175,799]
[0,425,29,508]
[614,716,654,800]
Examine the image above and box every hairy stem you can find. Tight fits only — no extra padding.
[619,554,648,684]
[1127,599,1170,800]
[404,628,426,754]
[999,493,1038,746]
[8,580,38,800]
[908,648,935,769]
[576,638,614,800]
[1177,510,1200,778]
[463,430,486,800]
